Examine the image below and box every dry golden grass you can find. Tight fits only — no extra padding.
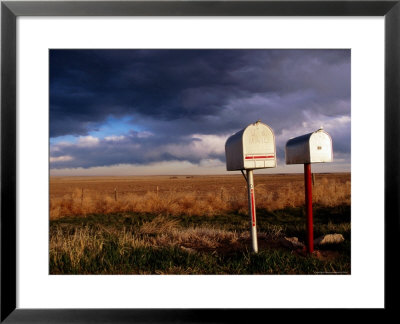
[50,173,350,219]
[50,225,149,268]
[50,211,351,274]
[50,216,247,264]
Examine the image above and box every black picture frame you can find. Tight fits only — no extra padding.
[1,0,399,322]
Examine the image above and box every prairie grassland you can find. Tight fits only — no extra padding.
[50,173,350,219]
[49,173,351,274]
[50,206,351,274]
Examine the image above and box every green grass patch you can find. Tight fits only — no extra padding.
[50,244,350,275]
[50,205,350,274]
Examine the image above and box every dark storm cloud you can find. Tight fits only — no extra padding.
[50,50,246,136]
[50,49,350,169]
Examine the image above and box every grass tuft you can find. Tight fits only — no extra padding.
[50,205,351,274]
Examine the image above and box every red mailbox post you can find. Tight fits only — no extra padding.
[285,128,333,254]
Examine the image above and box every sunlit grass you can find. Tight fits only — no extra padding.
[50,177,350,220]
[50,206,351,275]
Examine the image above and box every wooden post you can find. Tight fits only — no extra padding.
[114,187,118,201]
[156,186,159,197]
[81,188,84,206]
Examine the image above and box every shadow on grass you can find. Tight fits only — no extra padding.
[50,205,351,275]
[50,244,350,275]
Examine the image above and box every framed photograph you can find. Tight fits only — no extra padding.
[1,0,399,321]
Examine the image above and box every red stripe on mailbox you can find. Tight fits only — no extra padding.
[250,188,256,227]
[245,155,275,160]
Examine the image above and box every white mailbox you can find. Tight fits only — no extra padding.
[225,121,276,171]
[285,128,333,164]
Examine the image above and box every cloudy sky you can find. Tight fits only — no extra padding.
[50,49,350,176]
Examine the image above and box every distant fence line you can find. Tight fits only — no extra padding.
[61,187,250,202]
[53,179,349,205]
[50,178,350,219]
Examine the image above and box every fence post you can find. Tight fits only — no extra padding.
[81,188,84,206]
[114,187,118,201]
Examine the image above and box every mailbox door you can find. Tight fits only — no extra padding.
[242,123,276,169]
[309,132,333,163]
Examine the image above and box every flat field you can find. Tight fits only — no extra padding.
[50,173,350,218]
[49,173,351,274]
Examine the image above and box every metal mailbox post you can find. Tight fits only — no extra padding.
[225,121,277,253]
[285,128,333,253]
